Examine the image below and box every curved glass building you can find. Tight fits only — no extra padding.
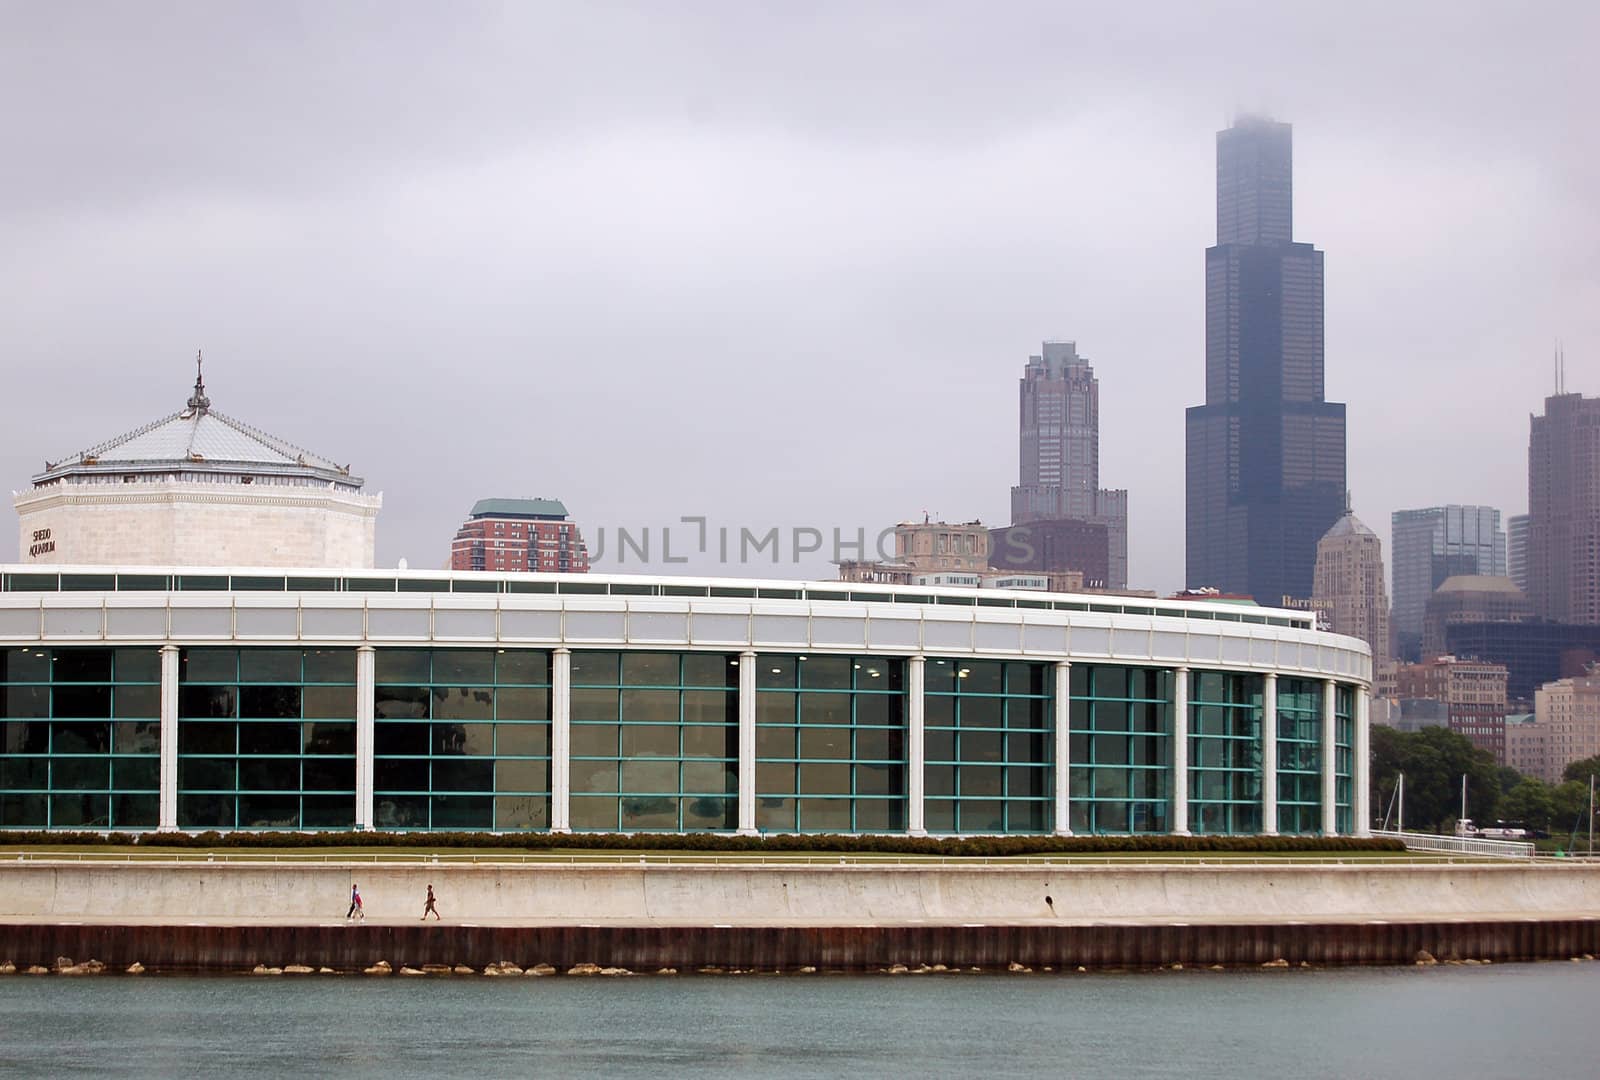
[0,568,1371,837]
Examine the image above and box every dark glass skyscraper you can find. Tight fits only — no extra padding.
[1185,117,1346,603]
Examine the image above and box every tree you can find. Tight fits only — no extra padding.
[1551,780,1597,848]
[1561,755,1600,785]
[1495,765,1524,796]
[1369,725,1501,832]
[1499,778,1555,832]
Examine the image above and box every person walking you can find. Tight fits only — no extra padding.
[421,883,440,921]
[346,882,364,922]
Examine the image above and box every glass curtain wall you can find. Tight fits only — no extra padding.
[924,658,1052,834]
[569,651,738,831]
[1189,671,1263,834]
[374,648,551,830]
[177,648,356,829]
[755,654,906,832]
[1335,685,1354,834]
[1,647,160,829]
[1275,678,1323,834]
[1069,665,1172,833]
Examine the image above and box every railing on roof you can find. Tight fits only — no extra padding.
[0,569,1316,628]
[1371,829,1535,859]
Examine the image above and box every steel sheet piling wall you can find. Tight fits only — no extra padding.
[2,921,1597,973]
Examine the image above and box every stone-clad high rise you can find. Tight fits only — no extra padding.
[1186,116,1346,604]
[1009,341,1128,588]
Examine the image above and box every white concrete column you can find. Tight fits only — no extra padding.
[737,649,758,835]
[1053,661,1072,836]
[158,645,180,831]
[1354,685,1372,838]
[907,656,926,837]
[1171,666,1190,836]
[551,648,571,833]
[1322,678,1338,837]
[1261,672,1279,836]
[355,645,375,831]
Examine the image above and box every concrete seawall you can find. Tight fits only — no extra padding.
[3,861,1599,925]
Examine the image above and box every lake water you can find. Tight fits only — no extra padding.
[1,963,1593,1078]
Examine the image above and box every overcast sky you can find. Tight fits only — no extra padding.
[2,1,1595,591]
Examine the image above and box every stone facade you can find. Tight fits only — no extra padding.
[13,362,380,571]
[1526,676,1600,784]
[15,479,379,569]
[1311,507,1391,663]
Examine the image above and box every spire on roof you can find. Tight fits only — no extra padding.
[186,350,210,413]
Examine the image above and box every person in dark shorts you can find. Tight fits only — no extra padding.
[347,883,363,921]
[421,883,440,920]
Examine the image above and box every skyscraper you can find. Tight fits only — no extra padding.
[1507,513,1530,594]
[1185,116,1346,604]
[1528,389,1600,624]
[1311,501,1390,663]
[1009,341,1128,588]
[1390,505,1507,661]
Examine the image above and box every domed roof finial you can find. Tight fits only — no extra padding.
[187,350,210,413]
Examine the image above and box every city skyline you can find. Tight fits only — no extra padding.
[0,4,1593,594]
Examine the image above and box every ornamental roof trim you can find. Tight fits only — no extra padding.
[34,354,362,487]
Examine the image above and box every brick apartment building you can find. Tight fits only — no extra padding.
[449,498,590,573]
[1395,655,1511,762]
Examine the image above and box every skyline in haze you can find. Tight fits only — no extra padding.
[2,2,1595,591]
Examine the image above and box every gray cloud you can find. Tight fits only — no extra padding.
[2,1,1596,589]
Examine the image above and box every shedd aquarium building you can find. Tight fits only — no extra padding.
[0,567,1372,838]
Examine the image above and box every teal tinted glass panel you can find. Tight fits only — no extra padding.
[1276,678,1323,835]
[755,654,907,833]
[570,651,737,832]
[1187,671,1263,835]
[1066,665,1171,836]
[177,648,357,830]
[373,648,552,831]
[924,658,1053,834]
[0,648,161,829]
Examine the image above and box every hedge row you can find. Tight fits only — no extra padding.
[0,830,1403,856]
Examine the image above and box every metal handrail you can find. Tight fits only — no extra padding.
[1,849,1565,868]
[1371,829,1536,859]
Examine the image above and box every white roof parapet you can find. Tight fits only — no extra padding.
[0,565,1373,685]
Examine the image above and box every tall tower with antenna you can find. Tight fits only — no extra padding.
[1185,116,1347,603]
[1528,356,1599,624]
